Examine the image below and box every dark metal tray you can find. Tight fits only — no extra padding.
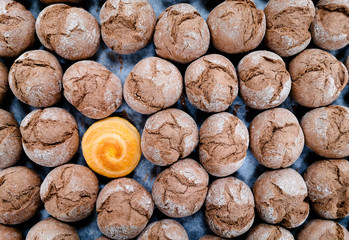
[1,0,348,239]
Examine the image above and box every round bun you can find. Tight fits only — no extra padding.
[207,0,265,54]
[301,105,349,158]
[238,50,291,109]
[152,159,209,218]
[154,3,210,63]
[36,4,100,60]
[0,166,41,225]
[20,107,79,167]
[100,0,156,54]
[304,159,349,219]
[311,0,349,50]
[264,0,315,57]
[0,0,35,58]
[63,61,122,119]
[141,108,198,166]
[253,168,309,228]
[249,108,304,169]
[185,54,238,112]
[199,112,248,176]
[289,49,348,108]
[124,57,182,114]
[205,177,255,238]
[9,50,63,107]
[96,178,154,240]
[40,164,99,222]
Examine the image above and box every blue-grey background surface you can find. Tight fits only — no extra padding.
[1,0,348,239]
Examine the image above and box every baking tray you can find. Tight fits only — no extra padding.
[1,0,349,239]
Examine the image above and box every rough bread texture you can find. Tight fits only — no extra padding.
[26,217,80,240]
[238,50,291,109]
[205,177,255,238]
[301,105,349,158]
[304,159,349,219]
[137,219,189,240]
[154,3,210,64]
[0,224,22,240]
[249,108,304,169]
[20,107,79,167]
[96,178,154,240]
[297,219,349,240]
[199,112,249,176]
[246,223,294,240]
[311,0,349,50]
[207,0,266,54]
[289,49,348,108]
[40,164,99,222]
[63,60,123,119]
[185,54,238,112]
[0,109,22,169]
[253,168,309,228]
[36,4,100,60]
[8,50,63,108]
[152,159,209,218]
[264,0,315,57]
[0,62,8,103]
[0,0,35,58]
[100,0,156,54]
[124,57,182,114]
[141,108,198,166]
[0,166,41,225]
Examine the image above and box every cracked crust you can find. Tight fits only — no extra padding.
[36,4,100,60]
[0,224,22,240]
[185,54,238,112]
[207,0,266,54]
[63,61,122,119]
[124,57,182,114]
[289,49,348,108]
[253,168,309,228]
[238,51,291,110]
[152,159,209,218]
[26,217,80,240]
[246,223,294,240]
[0,166,41,225]
[249,108,304,169]
[199,112,248,177]
[297,219,349,240]
[199,236,224,240]
[96,237,111,240]
[20,107,79,167]
[0,0,35,58]
[141,108,198,166]
[301,105,349,158]
[137,219,189,240]
[304,159,349,219]
[40,164,99,222]
[0,62,8,103]
[100,0,156,54]
[311,0,349,51]
[0,109,22,169]
[205,177,255,238]
[154,3,210,64]
[264,0,315,57]
[96,178,154,240]
[8,50,63,108]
